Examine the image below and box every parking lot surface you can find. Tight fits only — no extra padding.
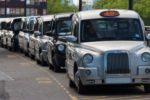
[0,47,149,100]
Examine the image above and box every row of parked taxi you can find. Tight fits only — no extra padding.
[0,13,72,70]
[1,9,150,94]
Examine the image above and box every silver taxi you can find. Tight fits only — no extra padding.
[18,17,27,52]
[66,9,150,94]
[35,15,53,66]
[2,19,11,48]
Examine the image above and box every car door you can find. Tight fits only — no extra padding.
[29,33,35,54]
[29,19,38,55]
[18,31,24,49]
[47,20,56,64]
[35,19,43,60]
[67,21,79,79]
[19,21,26,49]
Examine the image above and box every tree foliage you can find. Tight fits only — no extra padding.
[93,0,150,25]
[47,0,77,14]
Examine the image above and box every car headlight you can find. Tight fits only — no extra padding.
[142,52,150,62]
[57,44,65,52]
[83,54,93,64]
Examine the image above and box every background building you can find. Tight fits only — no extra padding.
[0,0,47,17]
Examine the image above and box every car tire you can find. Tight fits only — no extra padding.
[19,48,23,53]
[69,79,75,88]
[25,52,28,56]
[30,54,35,59]
[8,46,12,51]
[54,66,59,72]
[144,85,150,93]
[52,55,60,72]
[1,43,3,47]
[48,61,53,70]
[41,59,47,66]
[11,42,14,51]
[77,79,86,94]
[40,53,47,66]
[36,59,41,64]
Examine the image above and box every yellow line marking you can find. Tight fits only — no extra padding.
[7,55,16,58]
[37,81,52,84]
[16,54,78,100]
[36,77,51,81]
[20,62,29,66]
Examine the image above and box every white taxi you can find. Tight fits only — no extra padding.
[66,9,150,94]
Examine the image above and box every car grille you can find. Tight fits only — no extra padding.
[106,53,130,74]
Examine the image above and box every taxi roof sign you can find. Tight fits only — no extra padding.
[100,11,119,17]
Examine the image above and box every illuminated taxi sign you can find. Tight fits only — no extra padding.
[100,11,119,17]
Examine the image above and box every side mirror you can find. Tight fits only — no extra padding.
[146,33,150,40]
[34,31,41,37]
[65,35,77,42]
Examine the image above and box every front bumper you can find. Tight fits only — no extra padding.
[78,67,150,86]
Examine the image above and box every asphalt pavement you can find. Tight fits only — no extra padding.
[0,47,149,100]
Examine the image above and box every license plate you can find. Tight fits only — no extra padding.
[105,77,132,84]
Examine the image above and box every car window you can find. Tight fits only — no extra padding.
[56,19,71,36]
[43,21,52,34]
[81,18,143,42]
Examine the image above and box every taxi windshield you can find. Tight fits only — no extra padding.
[14,21,22,31]
[43,21,52,33]
[81,18,144,42]
[29,20,36,32]
[57,19,71,36]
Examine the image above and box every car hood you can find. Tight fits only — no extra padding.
[81,41,146,52]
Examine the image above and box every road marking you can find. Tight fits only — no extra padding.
[37,81,52,84]
[7,55,16,58]
[36,77,51,81]
[20,62,30,66]
[36,77,52,84]
[9,53,150,100]
[16,54,78,100]
[0,71,14,81]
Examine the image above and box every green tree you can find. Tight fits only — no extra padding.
[93,0,150,25]
[47,0,77,14]
[134,0,150,25]
[94,0,128,9]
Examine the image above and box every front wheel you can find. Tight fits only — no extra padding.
[52,55,60,72]
[36,59,41,64]
[77,79,86,94]
[41,58,47,66]
[144,85,150,93]
[69,79,75,88]
[40,53,47,66]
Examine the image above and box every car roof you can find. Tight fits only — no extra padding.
[0,18,12,23]
[76,9,140,20]
[41,15,54,22]
[55,13,73,19]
